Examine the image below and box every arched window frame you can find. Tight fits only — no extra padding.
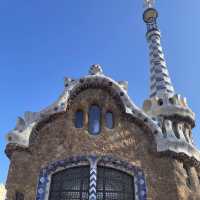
[88,104,101,135]
[105,110,114,129]
[36,155,147,200]
[74,109,84,128]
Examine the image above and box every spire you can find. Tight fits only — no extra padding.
[142,2,197,167]
[143,1,175,98]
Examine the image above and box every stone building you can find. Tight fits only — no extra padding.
[4,1,200,200]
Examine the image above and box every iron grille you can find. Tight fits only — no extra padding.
[49,166,90,200]
[96,167,135,200]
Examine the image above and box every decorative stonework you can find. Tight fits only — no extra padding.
[5,143,29,159]
[146,27,175,98]
[5,64,200,174]
[143,94,195,124]
[36,155,147,200]
[156,133,200,166]
[6,66,163,150]
[89,64,103,75]
[142,2,200,172]
[143,4,175,99]
[142,92,199,165]
[4,1,200,200]
[36,156,89,200]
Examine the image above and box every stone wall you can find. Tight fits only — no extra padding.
[5,89,200,200]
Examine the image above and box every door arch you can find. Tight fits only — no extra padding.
[36,155,147,200]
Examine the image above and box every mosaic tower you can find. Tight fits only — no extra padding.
[4,1,200,200]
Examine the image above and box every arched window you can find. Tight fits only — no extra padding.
[75,110,84,128]
[49,166,90,200]
[96,167,134,200]
[105,111,114,129]
[89,105,101,135]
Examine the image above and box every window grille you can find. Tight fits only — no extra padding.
[75,110,84,128]
[105,112,114,129]
[96,167,135,200]
[89,105,101,135]
[49,166,90,200]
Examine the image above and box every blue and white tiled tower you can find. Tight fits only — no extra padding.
[143,1,199,163]
[143,2,175,98]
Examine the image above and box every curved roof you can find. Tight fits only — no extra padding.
[5,65,162,147]
[5,65,200,167]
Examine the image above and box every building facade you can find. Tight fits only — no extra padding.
[4,1,200,200]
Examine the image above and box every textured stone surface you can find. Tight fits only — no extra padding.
[5,67,160,149]
[5,88,200,200]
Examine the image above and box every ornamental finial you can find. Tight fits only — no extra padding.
[144,0,155,9]
[89,64,103,75]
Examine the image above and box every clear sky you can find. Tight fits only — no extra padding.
[0,0,200,184]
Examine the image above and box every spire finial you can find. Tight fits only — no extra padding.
[144,0,155,9]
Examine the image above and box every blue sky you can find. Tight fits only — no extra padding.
[0,0,200,184]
